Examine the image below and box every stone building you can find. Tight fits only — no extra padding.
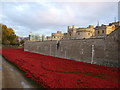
[67,25,77,39]
[46,21,120,40]
[63,21,120,39]
[109,21,120,28]
[94,21,120,38]
[63,33,68,40]
[46,31,63,40]
[63,25,95,40]
[76,25,95,39]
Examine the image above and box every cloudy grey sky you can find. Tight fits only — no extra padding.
[0,0,119,37]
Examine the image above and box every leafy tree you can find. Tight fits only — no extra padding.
[1,24,19,45]
[20,39,24,45]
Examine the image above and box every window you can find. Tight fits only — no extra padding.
[98,31,100,34]
[102,30,104,33]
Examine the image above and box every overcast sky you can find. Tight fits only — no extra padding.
[0,0,119,37]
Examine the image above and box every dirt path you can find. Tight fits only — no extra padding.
[2,56,41,88]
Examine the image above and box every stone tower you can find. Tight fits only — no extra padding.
[72,25,77,39]
[67,25,77,39]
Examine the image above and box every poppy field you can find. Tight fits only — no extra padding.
[1,48,120,88]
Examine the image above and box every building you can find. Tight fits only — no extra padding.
[63,25,95,40]
[63,33,68,40]
[63,21,120,40]
[94,24,115,37]
[46,21,120,40]
[76,25,95,39]
[109,21,120,28]
[46,31,63,40]
[46,36,52,40]
[94,21,120,38]
[29,33,45,41]
[67,25,77,39]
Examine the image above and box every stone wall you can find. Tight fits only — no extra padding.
[24,27,119,68]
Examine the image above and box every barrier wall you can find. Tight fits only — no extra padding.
[24,27,119,68]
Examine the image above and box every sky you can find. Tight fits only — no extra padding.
[0,0,119,37]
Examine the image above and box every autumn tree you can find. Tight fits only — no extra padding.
[1,24,19,45]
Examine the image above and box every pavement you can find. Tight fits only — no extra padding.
[0,55,2,89]
[1,55,40,88]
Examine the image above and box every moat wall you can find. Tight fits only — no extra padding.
[24,27,119,68]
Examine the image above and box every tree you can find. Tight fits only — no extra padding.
[1,24,19,45]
